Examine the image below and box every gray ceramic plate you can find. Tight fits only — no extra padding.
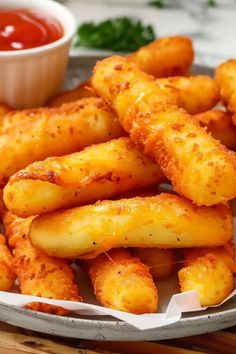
[0,59,235,340]
[0,297,235,340]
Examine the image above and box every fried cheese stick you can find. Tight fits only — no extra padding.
[0,98,124,186]
[178,246,235,306]
[132,248,178,279]
[92,56,236,206]
[48,81,96,107]
[4,138,165,217]
[215,59,236,112]
[128,36,194,78]
[82,248,158,313]
[194,109,236,150]
[0,233,16,291]
[3,211,34,249]
[47,75,219,117]
[230,111,236,130]
[29,194,232,259]
[48,36,193,108]
[0,103,11,121]
[3,212,82,315]
[157,76,219,115]
[0,97,123,134]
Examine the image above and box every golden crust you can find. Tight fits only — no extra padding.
[92,56,236,205]
[194,109,236,150]
[183,245,236,273]
[83,248,158,314]
[178,247,235,306]
[0,103,11,122]
[215,59,236,112]
[0,234,16,291]
[48,80,96,107]
[29,193,233,259]
[3,211,34,249]
[1,97,112,132]
[128,36,194,78]
[156,76,219,115]
[132,248,178,279]
[3,212,82,315]
[4,137,164,217]
[0,98,124,186]
[14,238,82,315]
[46,36,193,109]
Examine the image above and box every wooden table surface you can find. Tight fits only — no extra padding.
[0,322,235,354]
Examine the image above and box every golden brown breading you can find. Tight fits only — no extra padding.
[47,37,193,107]
[230,111,236,129]
[128,36,194,78]
[82,248,158,314]
[0,98,124,186]
[132,248,178,279]
[215,59,236,112]
[92,56,236,206]
[3,212,82,315]
[29,194,232,259]
[14,237,82,315]
[178,246,235,306]
[4,137,165,217]
[48,80,96,107]
[0,103,11,121]
[0,189,5,217]
[183,245,236,273]
[0,233,16,291]
[3,211,34,249]
[157,76,219,115]
[194,109,236,150]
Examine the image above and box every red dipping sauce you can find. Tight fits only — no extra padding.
[0,9,63,51]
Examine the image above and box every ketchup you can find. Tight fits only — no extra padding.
[0,9,63,51]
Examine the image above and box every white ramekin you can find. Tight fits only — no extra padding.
[0,0,76,109]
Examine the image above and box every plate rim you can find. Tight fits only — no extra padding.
[1,299,235,330]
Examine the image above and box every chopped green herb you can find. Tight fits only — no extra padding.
[148,0,164,8]
[74,17,156,53]
[149,0,216,8]
[208,0,216,6]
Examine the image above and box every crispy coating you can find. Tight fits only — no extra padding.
[92,56,236,206]
[128,36,194,78]
[230,111,236,130]
[4,137,164,217]
[183,245,236,273]
[48,80,96,107]
[82,248,158,314]
[0,98,124,186]
[47,37,193,107]
[0,103,11,121]
[132,248,178,279]
[194,109,236,150]
[3,212,82,314]
[178,247,235,306]
[157,76,219,115]
[0,233,16,291]
[14,238,82,315]
[29,194,232,259]
[3,211,34,249]
[0,189,5,217]
[215,59,236,112]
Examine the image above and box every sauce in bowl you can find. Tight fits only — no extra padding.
[0,9,63,51]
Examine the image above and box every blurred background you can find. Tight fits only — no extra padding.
[59,0,236,67]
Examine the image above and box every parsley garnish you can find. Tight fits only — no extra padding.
[148,0,164,7]
[74,17,156,53]
[208,0,216,6]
